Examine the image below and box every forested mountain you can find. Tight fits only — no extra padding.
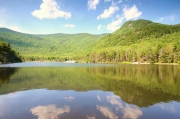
[0,28,107,61]
[0,39,22,63]
[0,19,180,63]
[86,19,180,63]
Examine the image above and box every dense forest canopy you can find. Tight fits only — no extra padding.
[85,19,180,63]
[0,28,106,61]
[0,19,180,63]
[0,39,22,63]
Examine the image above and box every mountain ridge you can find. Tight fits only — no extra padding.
[0,27,108,61]
[0,27,109,36]
[85,19,180,63]
[0,19,180,63]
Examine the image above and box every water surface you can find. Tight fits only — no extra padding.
[0,62,180,119]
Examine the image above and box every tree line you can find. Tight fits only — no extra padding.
[0,38,22,63]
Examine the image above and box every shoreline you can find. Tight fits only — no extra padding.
[131,62,179,65]
[0,61,179,66]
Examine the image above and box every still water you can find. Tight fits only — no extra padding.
[0,62,180,119]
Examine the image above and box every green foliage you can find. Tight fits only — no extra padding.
[0,19,180,63]
[85,19,180,63]
[0,28,107,61]
[0,65,180,107]
[0,38,22,63]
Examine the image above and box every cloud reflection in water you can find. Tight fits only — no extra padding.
[97,105,118,119]
[30,105,70,119]
[123,104,142,119]
[96,95,142,119]
[62,96,75,101]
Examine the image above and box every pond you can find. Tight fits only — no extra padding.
[0,62,180,119]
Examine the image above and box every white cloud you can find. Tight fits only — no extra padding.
[97,6,119,19]
[106,16,124,31]
[170,15,175,21]
[97,105,118,119]
[112,0,123,6]
[104,0,112,2]
[117,0,123,3]
[61,24,75,28]
[32,0,71,19]
[88,0,100,10]
[157,103,177,113]
[158,17,164,22]
[105,95,142,119]
[105,4,141,31]
[156,15,176,23]
[31,105,70,119]
[63,96,75,101]
[123,5,142,21]
[123,104,142,119]
[105,0,122,4]
[106,95,123,109]
[116,14,121,18]
[97,24,102,30]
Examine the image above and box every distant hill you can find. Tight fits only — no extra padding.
[91,19,180,48]
[86,19,180,63]
[0,28,107,61]
[0,19,180,63]
[0,39,22,63]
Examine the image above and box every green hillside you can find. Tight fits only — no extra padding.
[93,19,180,47]
[0,19,180,63]
[85,19,180,63]
[0,39,22,63]
[0,28,107,61]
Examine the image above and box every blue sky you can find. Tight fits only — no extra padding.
[0,0,180,34]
